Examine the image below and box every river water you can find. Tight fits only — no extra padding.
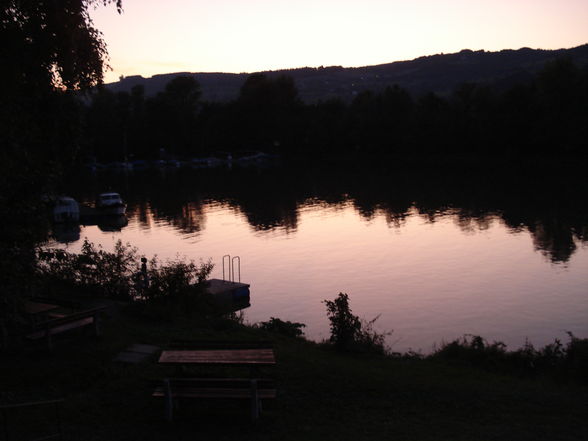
[48,163,588,352]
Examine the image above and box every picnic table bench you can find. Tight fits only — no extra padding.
[153,378,276,421]
[156,341,277,421]
[159,348,276,366]
[25,306,106,350]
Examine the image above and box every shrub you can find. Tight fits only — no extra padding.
[432,333,588,381]
[259,317,306,338]
[562,332,588,382]
[137,256,215,320]
[36,240,215,319]
[432,334,508,369]
[143,255,213,301]
[323,292,389,354]
[37,239,139,300]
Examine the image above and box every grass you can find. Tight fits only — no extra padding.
[1,313,586,441]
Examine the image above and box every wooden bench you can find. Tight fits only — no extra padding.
[25,307,106,350]
[153,378,276,422]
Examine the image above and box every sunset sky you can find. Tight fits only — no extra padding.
[90,0,588,83]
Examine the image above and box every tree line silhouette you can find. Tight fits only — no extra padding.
[82,58,588,164]
[64,162,587,264]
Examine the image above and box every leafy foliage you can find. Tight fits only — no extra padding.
[36,239,214,317]
[37,239,139,300]
[138,256,215,320]
[258,317,306,338]
[432,332,588,382]
[81,58,588,163]
[0,1,120,325]
[323,293,389,354]
[0,0,121,92]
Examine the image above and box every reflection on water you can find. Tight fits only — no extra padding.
[52,223,81,244]
[51,164,588,351]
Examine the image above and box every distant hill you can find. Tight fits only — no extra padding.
[106,44,588,103]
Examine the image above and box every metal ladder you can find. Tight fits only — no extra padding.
[222,255,241,283]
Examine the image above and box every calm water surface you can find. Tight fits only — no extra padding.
[50,165,588,352]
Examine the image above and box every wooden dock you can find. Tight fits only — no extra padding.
[205,279,250,311]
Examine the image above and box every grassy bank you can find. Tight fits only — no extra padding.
[1,312,586,441]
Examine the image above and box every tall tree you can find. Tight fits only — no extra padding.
[1,0,121,93]
[0,0,122,329]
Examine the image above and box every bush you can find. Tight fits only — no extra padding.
[37,239,139,300]
[323,293,389,354]
[137,256,215,320]
[259,317,306,338]
[432,333,588,382]
[36,240,215,319]
[143,255,213,301]
[432,334,508,369]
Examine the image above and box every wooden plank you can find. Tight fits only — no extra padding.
[159,378,275,390]
[27,317,93,340]
[24,301,58,315]
[0,400,63,410]
[158,348,276,365]
[164,377,273,384]
[41,306,105,327]
[153,387,277,399]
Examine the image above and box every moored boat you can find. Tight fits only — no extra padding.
[96,192,126,215]
[52,196,80,223]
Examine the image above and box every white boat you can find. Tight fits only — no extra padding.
[53,196,80,223]
[96,192,126,215]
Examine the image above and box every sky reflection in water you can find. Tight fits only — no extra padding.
[52,188,588,353]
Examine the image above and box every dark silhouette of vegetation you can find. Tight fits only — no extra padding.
[36,239,214,317]
[80,57,588,164]
[37,239,140,300]
[323,293,388,354]
[258,317,306,338]
[321,292,588,382]
[320,292,588,381]
[108,45,588,103]
[431,333,588,382]
[0,1,121,327]
[66,163,588,264]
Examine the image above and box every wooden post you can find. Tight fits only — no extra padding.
[93,312,101,337]
[250,380,259,421]
[55,401,64,440]
[164,378,173,422]
[45,323,53,351]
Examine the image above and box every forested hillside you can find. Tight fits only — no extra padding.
[107,44,588,103]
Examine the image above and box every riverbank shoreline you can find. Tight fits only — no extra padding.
[2,313,586,441]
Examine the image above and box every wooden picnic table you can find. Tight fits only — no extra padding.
[158,348,276,366]
[156,345,277,421]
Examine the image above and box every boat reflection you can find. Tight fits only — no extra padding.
[52,223,81,244]
[79,213,129,232]
[97,215,129,232]
[67,163,588,263]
